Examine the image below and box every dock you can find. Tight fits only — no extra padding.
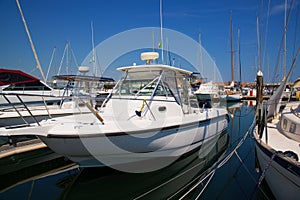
[242,95,271,100]
[0,138,46,159]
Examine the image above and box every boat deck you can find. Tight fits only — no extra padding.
[258,118,300,158]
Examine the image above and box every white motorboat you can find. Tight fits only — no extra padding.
[194,81,220,102]
[254,77,300,200]
[0,52,228,171]
[220,82,242,102]
[222,93,242,102]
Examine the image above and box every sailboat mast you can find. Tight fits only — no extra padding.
[16,0,46,82]
[66,41,69,75]
[283,0,287,77]
[230,10,235,83]
[256,16,261,72]
[238,28,241,85]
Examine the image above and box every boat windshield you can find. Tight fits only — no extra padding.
[111,67,199,113]
[116,79,173,96]
[114,69,176,97]
[2,81,52,91]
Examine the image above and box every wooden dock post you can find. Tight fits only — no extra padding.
[256,71,264,138]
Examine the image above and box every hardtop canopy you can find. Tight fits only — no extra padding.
[0,68,39,86]
[117,64,193,76]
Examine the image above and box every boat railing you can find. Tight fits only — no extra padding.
[0,93,81,128]
[0,93,44,127]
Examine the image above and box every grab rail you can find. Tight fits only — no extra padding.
[1,93,42,126]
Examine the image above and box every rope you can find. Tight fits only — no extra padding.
[133,159,207,200]
[235,150,257,184]
[27,180,35,200]
[176,117,257,199]
[258,152,277,186]
[134,106,258,199]
[271,0,296,83]
[191,171,216,200]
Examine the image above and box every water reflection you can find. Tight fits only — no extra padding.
[0,147,75,193]
[1,100,280,200]
[0,129,229,199]
[57,131,229,200]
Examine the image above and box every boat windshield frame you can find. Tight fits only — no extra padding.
[114,70,180,100]
[112,67,199,114]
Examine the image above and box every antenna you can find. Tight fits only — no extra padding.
[91,21,97,76]
[152,31,155,51]
[16,0,46,82]
[159,0,164,64]
[199,33,203,76]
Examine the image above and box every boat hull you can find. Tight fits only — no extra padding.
[220,94,242,102]
[255,140,300,200]
[39,114,228,170]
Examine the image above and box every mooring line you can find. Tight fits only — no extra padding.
[133,159,206,200]
[193,171,216,200]
[135,111,257,200]
[178,118,257,199]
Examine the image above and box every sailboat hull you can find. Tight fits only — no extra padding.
[255,141,300,200]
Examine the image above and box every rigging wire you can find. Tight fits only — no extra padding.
[291,0,300,81]
[262,0,271,75]
[46,47,57,81]
[292,0,300,57]
[271,0,295,83]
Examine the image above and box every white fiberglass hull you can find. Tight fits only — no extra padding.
[255,142,300,200]
[39,110,228,169]
[220,93,242,102]
[254,108,300,200]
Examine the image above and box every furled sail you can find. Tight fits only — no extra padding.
[266,76,288,118]
[267,47,300,119]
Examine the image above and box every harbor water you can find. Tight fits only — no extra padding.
[0,101,275,200]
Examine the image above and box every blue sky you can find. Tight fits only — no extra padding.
[0,0,299,83]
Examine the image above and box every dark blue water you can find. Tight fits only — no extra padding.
[0,101,274,200]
